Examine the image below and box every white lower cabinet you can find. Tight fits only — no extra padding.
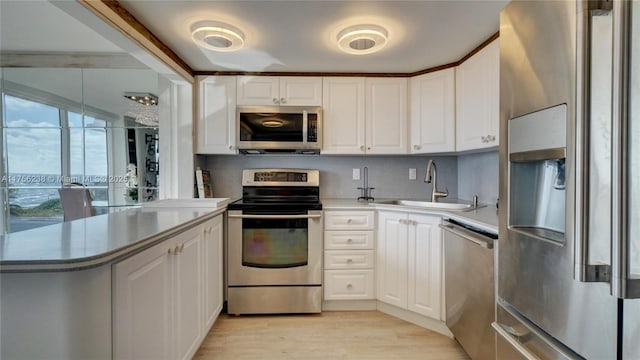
[113,215,223,360]
[323,210,376,302]
[376,211,442,320]
[203,216,224,330]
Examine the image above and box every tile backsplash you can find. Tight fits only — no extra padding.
[205,155,458,201]
[457,151,499,204]
[202,151,498,204]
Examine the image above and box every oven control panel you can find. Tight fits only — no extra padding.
[254,171,307,183]
[242,169,320,187]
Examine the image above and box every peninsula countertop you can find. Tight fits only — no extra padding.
[0,203,228,272]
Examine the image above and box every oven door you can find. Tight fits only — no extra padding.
[227,210,323,286]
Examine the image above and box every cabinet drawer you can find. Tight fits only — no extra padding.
[324,211,374,230]
[324,250,374,269]
[324,270,375,300]
[324,231,374,250]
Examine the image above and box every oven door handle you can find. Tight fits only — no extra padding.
[228,214,322,219]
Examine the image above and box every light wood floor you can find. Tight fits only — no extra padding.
[194,311,469,360]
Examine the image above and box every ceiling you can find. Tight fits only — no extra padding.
[119,0,509,73]
[0,0,123,53]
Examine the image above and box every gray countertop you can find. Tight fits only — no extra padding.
[0,205,226,272]
[322,198,499,234]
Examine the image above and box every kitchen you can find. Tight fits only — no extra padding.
[0,1,638,360]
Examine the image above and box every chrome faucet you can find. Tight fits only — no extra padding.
[424,160,448,202]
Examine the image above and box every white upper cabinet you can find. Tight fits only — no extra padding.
[409,68,456,153]
[196,76,237,154]
[455,38,500,151]
[365,78,408,154]
[237,76,322,106]
[323,77,407,155]
[321,77,366,154]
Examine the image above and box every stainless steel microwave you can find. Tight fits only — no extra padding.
[237,106,322,154]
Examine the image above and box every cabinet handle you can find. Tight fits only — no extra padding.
[481,136,487,143]
[488,135,496,142]
[347,258,353,263]
[272,98,279,104]
[347,219,352,224]
[179,244,185,253]
[360,145,365,151]
[367,147,371,150]
[229,145,233,150]
[280,97,286,104]
[347,238,353,243]
[413,145,421,150]
[168,248,174,255]
[346,283,353,289]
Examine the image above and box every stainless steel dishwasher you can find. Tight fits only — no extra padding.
[440,218,498,360]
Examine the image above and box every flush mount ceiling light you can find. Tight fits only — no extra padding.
[262,119,284,128]
[191,20,244,52]
[337,24,388,55]
[124,92,158,106]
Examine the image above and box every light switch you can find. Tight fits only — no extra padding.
[409,168,417,180]
[352,168,360,180]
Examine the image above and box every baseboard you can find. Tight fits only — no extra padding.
[376,301,454,338]
[322,300,377,311]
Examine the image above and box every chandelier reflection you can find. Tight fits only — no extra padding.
[123,92,159,126]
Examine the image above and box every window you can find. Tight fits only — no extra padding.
[2,94,113,233]
[4,95,64,232]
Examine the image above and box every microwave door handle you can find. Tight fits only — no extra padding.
[302,110,308,145]
[575,0,614,284]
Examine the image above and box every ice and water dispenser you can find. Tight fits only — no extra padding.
[508,104,567,244]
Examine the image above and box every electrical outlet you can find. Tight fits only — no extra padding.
[352,168,360,180]
[409,168,417,180]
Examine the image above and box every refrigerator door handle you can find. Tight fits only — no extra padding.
[575,0,614,284]
[611,0,640,299]
[492,322,541,360]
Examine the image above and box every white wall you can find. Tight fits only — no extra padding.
[205,155,458,200]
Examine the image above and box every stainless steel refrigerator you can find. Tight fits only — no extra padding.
[496,0,640,359]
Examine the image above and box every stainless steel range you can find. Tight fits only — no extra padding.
[226,169,323,315]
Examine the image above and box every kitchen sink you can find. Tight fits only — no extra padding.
[374,199,481,211]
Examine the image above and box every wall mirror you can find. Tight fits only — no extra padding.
[1,67,161,232]
[0,1,179,234]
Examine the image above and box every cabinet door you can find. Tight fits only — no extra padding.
[173,227,204,360]
[455,39,500,151]
[237,76,279,105]
[279,77,322,106]
[407,214,442,320]
[321,77,366,154]
[376,211,408,308]
[366,78,408,154]
[113,240,173,360]
[409,69,456,153]
[203,215,224,330]
[197,76,237,154]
